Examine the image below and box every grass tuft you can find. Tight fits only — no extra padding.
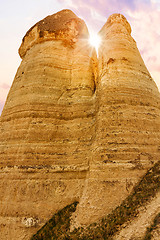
[31,202,78,240]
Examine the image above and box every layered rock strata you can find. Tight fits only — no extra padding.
[0,10,160,240]
[0,10,97,239]
[71,14,160,228]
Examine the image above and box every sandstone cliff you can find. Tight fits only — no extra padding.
[30,160,160,239]
[0,9,97,239]
[0,10,160,240]
[71,13,160,228]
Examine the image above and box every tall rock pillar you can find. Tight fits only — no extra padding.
[97,13,160,169]
[0,10,96,239]
[71,14,160,228]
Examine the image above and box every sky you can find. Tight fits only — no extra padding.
[0,0,160,114]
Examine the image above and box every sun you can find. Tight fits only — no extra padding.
[89,32,101,54]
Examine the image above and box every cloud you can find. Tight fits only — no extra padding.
[0,83,10,90]
[57,0,158,30]
[58,0,143,27]
[126,3,160,85]
[0,100,5,115]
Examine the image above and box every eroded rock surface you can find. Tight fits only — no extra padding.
[71,13,160,228]
[0,11,160,240]
[114,191,160,240]
[0,9,97,239]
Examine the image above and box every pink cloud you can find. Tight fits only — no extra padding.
[127,5,160,75]
[58,0,149,30]
[0,83,10,89]
[0,100,5,114]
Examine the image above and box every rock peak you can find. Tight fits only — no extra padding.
[19,9,89,58]
[25,9,78,37]
[100,13,131,35]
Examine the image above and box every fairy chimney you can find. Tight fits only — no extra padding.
[70,13,160,228]
[0,11,160,240]
[0,9,96,239]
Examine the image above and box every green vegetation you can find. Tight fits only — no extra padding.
[31,202,78,240]
[143,213,160,240]
[31,161,160,240]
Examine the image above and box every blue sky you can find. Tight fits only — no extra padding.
[0,0,160,113]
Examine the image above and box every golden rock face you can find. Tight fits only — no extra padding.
[71,13,160,228]
[19,9,89,58]
[0,9,97,239]
[0,10,160,239]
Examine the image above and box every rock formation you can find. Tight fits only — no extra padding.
[0,9,97,239]
[0,10,160,240]
[71,13,160,228]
